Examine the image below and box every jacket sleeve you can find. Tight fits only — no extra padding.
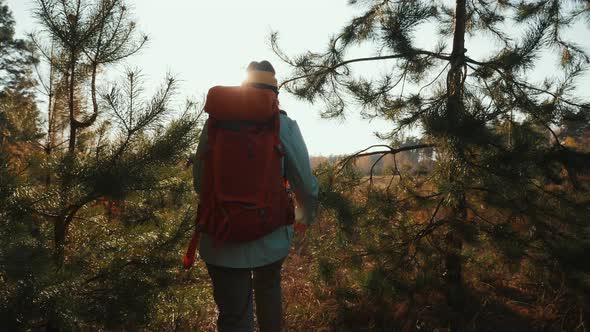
[192,120,208,195]
[280,115,319,225]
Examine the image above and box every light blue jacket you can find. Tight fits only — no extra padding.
[193,112,319,268]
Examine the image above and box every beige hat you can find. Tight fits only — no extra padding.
[243,60,278,88]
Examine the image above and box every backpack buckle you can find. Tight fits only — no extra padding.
[259,208,267,223]
[275,145,285,156]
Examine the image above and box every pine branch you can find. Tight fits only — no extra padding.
[466,60,589,109]
[279,51,451,90]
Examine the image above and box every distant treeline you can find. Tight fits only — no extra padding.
[311,137,436,176]
[312,126,590,176]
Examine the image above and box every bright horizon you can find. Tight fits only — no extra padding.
[6,0,590,156]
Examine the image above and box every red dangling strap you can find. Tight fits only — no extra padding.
[183,230,201,269]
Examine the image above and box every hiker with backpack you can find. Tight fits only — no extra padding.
[185,60,319,332]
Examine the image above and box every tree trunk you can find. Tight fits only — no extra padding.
[53,215,69,267]
[445,198,466,330]
[54,212,74,267]
[44,56,55,186]
[67,60,77,154]
[46,305,61,332]
[48,213,72,332]
[44,147,52,186]
[444,0,468,330]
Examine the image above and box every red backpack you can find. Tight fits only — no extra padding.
[183,86,294,268]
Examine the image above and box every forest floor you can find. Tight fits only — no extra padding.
[184,233,583,331]
[277,229,585,332]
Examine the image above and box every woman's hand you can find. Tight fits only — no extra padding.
[293,223,308,234]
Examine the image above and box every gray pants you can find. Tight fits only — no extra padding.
[206,259,284,332]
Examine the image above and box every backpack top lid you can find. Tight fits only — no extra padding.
[205,86,278,122]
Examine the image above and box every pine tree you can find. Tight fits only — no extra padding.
[0,0,37,89]
[0,1,205,330]
[31,0,149,265]
[0,0,40,153]
[273,0,590,329]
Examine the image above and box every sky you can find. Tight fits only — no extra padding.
[6,0,590,156]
